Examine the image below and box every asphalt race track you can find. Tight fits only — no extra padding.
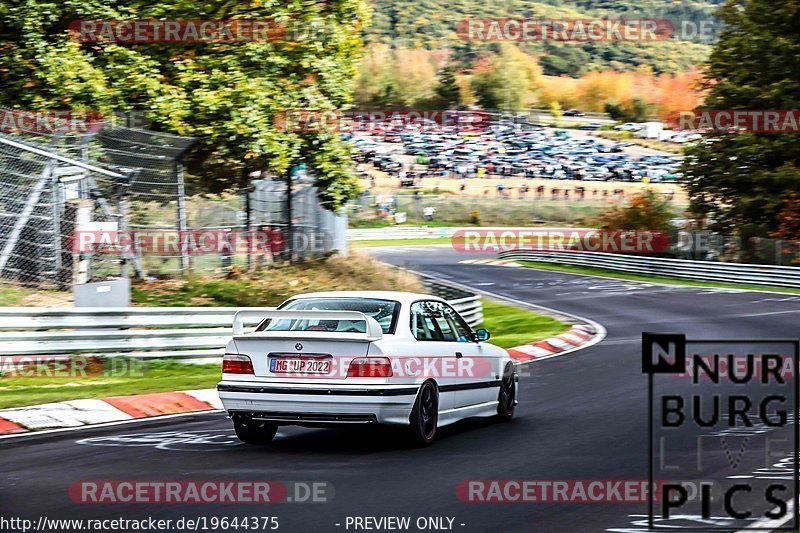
[3,246,800,532]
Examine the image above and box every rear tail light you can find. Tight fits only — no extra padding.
[347,357,393,378]
[223,354,254,374]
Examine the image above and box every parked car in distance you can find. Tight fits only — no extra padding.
[613,123,644,132]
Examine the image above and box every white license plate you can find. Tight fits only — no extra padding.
[270,358,331,375]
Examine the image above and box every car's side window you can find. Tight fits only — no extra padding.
[440,303,473,342]
[410,301,441,341]
[410,301,471,342]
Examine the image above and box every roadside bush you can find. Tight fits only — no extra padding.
[594,190,674,231]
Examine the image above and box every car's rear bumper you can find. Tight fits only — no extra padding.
[217,382,419,426]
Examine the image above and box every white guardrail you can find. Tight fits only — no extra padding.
[0,290,483,361]
[348,227,458,241]
[348,226,585,241]
[498,250,800,289]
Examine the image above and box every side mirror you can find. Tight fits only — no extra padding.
[474,328,490,342]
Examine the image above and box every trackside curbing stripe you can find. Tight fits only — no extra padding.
[0,399,132,431]
[459,259,523,268]
[102,392,214,419]
[0,417,26,434]
[183,389,225,410]
[503,324,601,363]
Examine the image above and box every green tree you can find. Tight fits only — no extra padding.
[605,98,651,122]
[682,0,800,235]
[470,44,542,111]
[433,66,460,108]
[538,44,590,77]
[0,0,370,209]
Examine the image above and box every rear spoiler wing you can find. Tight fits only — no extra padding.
[232,310,383,341]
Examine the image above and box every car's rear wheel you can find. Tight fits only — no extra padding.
[409,381,438,446]
[497,364,516,421]
[233,419,278,445]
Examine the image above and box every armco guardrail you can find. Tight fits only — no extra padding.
[348,227,457,241]
[348,226,586,241]
[0,288,483,360]
[425,280,483,326]
[0,307,273,360]
[498,250,800,289]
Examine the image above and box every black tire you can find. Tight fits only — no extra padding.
[409,381,438,446]
[497,364,516,421]
[233,419,278,445]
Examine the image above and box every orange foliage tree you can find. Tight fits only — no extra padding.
[537,68,705,119]
[773,193,800,241]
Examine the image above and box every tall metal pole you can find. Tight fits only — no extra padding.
[176,161,189,271]
[241,159,251,271]
[51,169,63,286]
[286,170,293,263]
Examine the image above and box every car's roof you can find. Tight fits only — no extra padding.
[285,291,445,306]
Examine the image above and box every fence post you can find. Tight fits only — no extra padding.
[73,200,93,285]
[240,159,252,272]
[176,161,189,270]
[286,170,294,263]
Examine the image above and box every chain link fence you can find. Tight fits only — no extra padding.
[0,120,346,288]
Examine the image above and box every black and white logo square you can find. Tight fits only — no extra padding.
[642,333,686,374]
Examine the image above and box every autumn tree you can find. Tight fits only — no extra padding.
[595,190,675,231]
[773,194,800,241]
[0,0,370,209]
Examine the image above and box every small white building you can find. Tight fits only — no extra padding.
[634,122,664,139]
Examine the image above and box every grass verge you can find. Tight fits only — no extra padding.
[351,238,449,248]
[0,359,221,409]
[0,285,72,306]
[477,299,570,349]
[518,260,800,295]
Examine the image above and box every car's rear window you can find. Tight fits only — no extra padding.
[256,298,400,334]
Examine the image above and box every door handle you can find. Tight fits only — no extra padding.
[455,352,463,358]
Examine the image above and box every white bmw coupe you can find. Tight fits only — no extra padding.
[217,291,517,446]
